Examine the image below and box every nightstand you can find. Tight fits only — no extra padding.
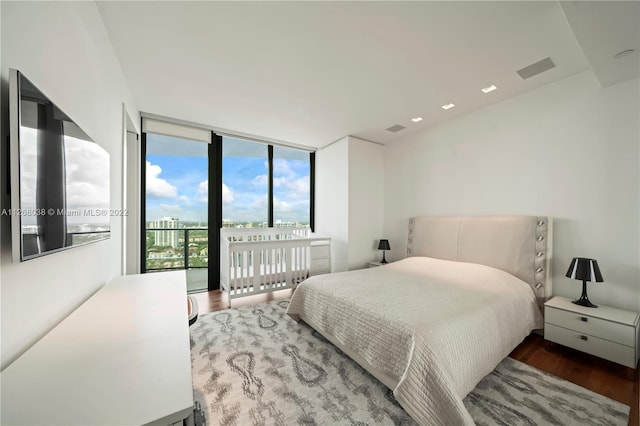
[368,261,385,268]
[544,296,640,369]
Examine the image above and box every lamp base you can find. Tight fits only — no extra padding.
[573,280,597,308]
[571,296,598,308]
[380,251,388,264]
[572,296,597,308]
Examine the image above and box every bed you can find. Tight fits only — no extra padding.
[286,216,552,426]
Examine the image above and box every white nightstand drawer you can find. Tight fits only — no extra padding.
[311,258,330,270]
[310,246,330,259]
[545,324,636,368]
[545,307,636,347]
[310,258,330,275]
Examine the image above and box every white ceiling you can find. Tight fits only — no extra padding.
[96,1,640,149]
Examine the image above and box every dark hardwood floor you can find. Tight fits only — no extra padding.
[191,289,639,426]
[510,335,639,426]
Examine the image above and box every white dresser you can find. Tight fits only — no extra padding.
[544,296,640,369]
[1,271,194,425]
[309,235,331,276]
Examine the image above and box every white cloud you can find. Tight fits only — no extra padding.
[273,197,293,212]
[272,159,310,199]
[272,176,287,188]
[273,175,309,201]
[194,180,234,204]
[252,174,268,187]
[159,204,183,213]
[195,180,208,203]
[16,132,112,211]
[289,176,310,198]
[252,194,268,210]
[273,158,294,177]
[222,183,234,204]
[64,138,110,209]
[146,161,177,198]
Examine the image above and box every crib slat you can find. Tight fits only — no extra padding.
[279,247,284,286]
[261,249,266,292]
[252,249,260,293]
[285,246,292,285]
[241,251,248,294]
[293,246,299,284]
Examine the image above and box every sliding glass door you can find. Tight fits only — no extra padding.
[143,132,210,292]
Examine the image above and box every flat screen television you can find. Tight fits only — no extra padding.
[9,69,110,262]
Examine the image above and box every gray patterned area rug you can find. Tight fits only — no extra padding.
[190,300,630,426]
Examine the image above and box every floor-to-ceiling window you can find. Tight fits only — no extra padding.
[272,145,311,227]
[222,137,312,229]
[221,137,269,228]
[142,123,212,293]
[140,119,313,293]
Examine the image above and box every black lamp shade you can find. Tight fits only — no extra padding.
[377,239,390,264]
[565,257,603,282]
[378,239,390,251]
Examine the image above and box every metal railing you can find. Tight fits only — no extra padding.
[145,227,208,272]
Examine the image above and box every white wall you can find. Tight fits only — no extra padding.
[384,71,639,312]
[0,1,139,369]
[347,138,384,269]
[125,128,141,275]
[316,136,384,271]
[316,137,349,272]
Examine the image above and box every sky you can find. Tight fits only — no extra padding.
[145,135,310,224]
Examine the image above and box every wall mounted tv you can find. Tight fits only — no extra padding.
[9,69,110,262]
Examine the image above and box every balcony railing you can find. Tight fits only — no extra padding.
[145,228,208,272]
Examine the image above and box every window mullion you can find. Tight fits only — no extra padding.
[268,144,274,227]
[310,151,315,232]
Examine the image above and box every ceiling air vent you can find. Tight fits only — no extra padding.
[517,57,555,80]
[386,124,406,133]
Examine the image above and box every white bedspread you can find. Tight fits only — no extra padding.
[286,256,543,426]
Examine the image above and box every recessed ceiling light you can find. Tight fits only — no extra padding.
[441,103,455,110]
[411,117,423,123]
[481,84,497,94]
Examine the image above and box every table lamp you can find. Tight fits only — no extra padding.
[565,257,603,308]
[378,239,390,264]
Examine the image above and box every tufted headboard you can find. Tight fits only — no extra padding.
[406,216,552,304]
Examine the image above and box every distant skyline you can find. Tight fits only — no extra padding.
[145,136,310,224]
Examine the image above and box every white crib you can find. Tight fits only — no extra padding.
[220,227,316,300]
